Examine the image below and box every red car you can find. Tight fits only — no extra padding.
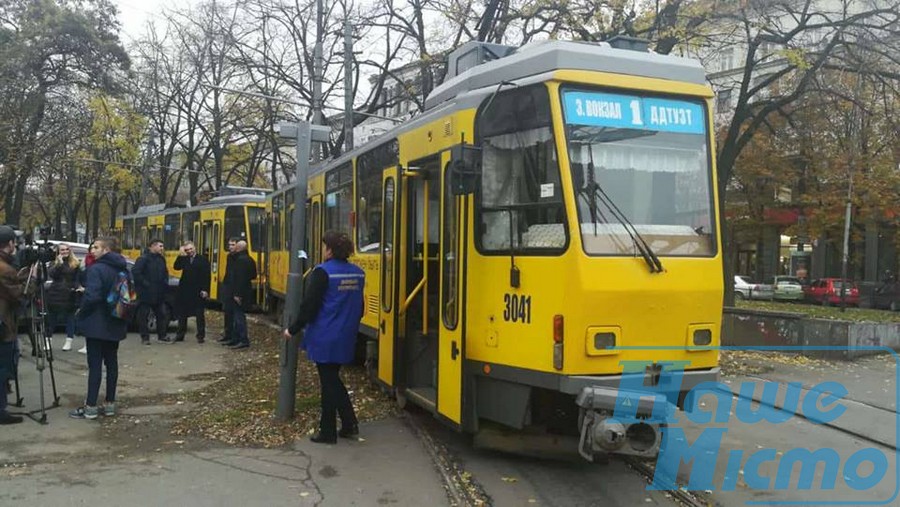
[803,278,859,306]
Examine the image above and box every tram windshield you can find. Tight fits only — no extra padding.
[561,88,716,257]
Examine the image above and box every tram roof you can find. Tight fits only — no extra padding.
[426,40,707,109]
[120,193,266,220]
[301,39,708,181]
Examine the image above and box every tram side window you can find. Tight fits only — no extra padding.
[182,211,199,243]
[356,140,397,254]
[442,163,459,329]
[123,219,134,249]
[247,207,264,252]
[284,191,294,250]
[272,194,283,252]
[135,217,148,251]
[164,214,180,248]
[476,85,567,253]
[325,163,353,238]
[225,206,247,247]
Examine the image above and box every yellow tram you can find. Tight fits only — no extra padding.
[266,39,723,459]
[113,189,267,305]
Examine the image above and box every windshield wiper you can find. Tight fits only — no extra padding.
[579,161,663,273]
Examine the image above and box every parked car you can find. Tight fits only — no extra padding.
[803,278,859,306]
[734,275,774,300]
[869,281,900,311]
[770,276,805,302]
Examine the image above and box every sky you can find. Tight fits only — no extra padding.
[113,0,198,43]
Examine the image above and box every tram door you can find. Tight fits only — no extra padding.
[437,153,464,425]
[378,167,400,387]
[201,219,222,300]
[400,157,441,409]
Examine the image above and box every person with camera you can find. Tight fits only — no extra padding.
[47,244,82,352]
[132,239,172,345]
[69,237,128,420]
[0,226,27,424]
[173,241,210,343]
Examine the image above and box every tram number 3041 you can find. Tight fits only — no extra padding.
[503,293,532,323]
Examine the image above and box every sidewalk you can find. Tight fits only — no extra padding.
[1,320,450,506]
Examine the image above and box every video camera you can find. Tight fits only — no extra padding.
[16,225,57,267]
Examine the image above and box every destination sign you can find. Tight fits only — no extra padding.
[563,91,705,135]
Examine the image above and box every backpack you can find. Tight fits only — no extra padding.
[107,270,137,321]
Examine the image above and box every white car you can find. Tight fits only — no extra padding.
[734,275,774,300]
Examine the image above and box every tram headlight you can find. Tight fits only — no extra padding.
[593,332,616,350]
[692,329,712,346]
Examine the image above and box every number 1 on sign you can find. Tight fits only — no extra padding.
[630,100,643,126]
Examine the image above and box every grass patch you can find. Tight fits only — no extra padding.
[171,312,397,447]
[734,300,900,323]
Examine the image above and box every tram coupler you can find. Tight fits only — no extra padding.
[575,386,674,461]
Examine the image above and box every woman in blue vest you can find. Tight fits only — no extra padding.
[284,231,365,444]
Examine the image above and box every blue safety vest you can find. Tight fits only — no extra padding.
[302,259,366,364]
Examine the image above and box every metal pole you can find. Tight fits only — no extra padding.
[275,123,312,421]
[840,70,864,312]
[343,21,354,152]
[312,0,324,161]
[140,130,156,209]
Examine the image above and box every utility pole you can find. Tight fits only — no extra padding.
[139,129,157,210]
[343,21,354,153]
[312,0,324,161]
[275,122,330,422]
[839,66,865,312]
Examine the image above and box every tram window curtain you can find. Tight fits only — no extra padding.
[476,85,567,253]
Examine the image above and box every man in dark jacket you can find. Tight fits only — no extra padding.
[0,225,26,424]
[217,238,238,345]
[226,240,256,350]
[173,241,210,343]
[69,237,129,420]
[132,239,171,344]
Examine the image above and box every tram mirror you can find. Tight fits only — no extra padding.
[449,144,482,195]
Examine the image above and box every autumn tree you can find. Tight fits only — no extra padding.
[0,0,129,225]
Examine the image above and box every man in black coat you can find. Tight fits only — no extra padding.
[173,241,210,343]
[225,240,257,350]
[217,238,238,345]
[132,239,171,344]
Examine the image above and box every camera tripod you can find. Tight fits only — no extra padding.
[11,262,61,424]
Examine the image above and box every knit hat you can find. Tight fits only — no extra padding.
[0,226,16,245]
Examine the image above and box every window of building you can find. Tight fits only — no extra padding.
[716,88,733,112]
[476,85,567,254]
[325,163,353,237]
[357,140,399,253]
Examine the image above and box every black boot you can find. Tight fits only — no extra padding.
[0,412,23,425]
[339,424,359,439]
[310,433,337,444]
